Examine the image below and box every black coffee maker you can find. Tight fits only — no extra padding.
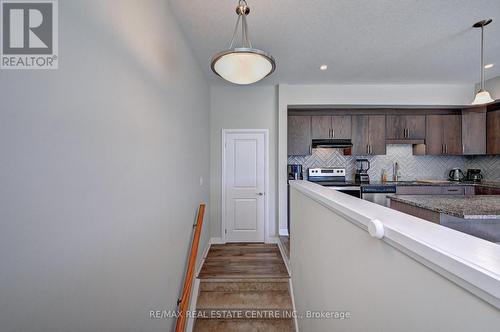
[288,164,303,180]
[466,169,483,182]
[355,159,370,183]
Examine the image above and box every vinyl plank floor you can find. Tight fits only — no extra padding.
[198,243,289,279]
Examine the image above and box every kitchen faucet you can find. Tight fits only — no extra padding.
[393,162,401,182]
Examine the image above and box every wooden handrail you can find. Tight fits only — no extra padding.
[175,203,205,332]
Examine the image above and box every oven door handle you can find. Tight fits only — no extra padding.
[327,187,361,191]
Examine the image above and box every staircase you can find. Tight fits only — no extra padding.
[193,244,294,332]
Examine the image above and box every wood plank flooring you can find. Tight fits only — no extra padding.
[198,243,289,279]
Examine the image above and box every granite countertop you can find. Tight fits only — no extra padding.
[363,180,500,189]
[388,195,500,220]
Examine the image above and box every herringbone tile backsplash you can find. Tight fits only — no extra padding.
[288,145,500,181]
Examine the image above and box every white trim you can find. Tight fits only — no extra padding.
[222,129,270,243]
[275,237,291,276]
[187,237,214,332]
[185,278,200,332]
[276,238,296,330]
[288,279,300,332]
[266,236,280,244]
[290,180,500,309]
[279,228,289,236]
[209,237,224,245]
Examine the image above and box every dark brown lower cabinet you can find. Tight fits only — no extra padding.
[475,186,500,195]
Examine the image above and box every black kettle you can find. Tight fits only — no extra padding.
[448,168,464,182]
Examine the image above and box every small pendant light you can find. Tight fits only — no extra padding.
[472,19,494,105]
[211,0,276,85]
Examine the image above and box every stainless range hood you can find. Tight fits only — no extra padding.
[311,139,353,149]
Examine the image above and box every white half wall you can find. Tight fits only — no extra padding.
[210,85,278,240]
[278,83,475,233]
[290,186,500,331]
[0,1,210,331]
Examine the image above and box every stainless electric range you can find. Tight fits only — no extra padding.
[307,168,361,198]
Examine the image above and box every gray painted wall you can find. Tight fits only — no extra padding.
[290,188,500,332]
[0,1,210,331]
[483,75,500,100]
[210,85,278,239]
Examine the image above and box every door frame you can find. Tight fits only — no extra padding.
[222,129,270,243]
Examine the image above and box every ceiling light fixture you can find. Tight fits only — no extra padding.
[484,63,494,69]
[472,19,494,105]
[320,65,328,71]
[210,0,276,85]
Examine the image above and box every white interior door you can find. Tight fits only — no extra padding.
[223,131,266,242]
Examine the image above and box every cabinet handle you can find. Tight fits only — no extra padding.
[332,129,335,138]
[446,145,448,154]
[366,145,369,154]
[407,128,410,138]
[441,144,444,154]
[309,145,312,155]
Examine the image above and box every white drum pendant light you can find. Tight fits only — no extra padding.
[472,19,494,105]
[211,0,276,85]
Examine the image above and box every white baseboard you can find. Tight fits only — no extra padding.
[210,237,224,244]
[185,278,200,332]
[266,236,280,244]
[279,228,289,236]
[187,237,214,332]
[275,238,291,275]
[288,279,300,332]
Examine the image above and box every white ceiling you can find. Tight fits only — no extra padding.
[169,0,500,85]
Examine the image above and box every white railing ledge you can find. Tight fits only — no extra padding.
[289,180,500,309]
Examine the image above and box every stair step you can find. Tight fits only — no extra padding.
[193,318,294,332]
[195,309,294,320]
[197,290,293,310]
[200,281,289,292]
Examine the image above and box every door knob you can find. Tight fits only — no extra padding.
[257,192,264,196]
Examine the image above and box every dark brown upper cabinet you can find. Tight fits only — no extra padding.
[386,115,426,141]
[487,110,500,155]
[462,107,486,155]
[352,115,386,155]
[288,116,311,156]
[311,116,351,139]
[425,115,462,155]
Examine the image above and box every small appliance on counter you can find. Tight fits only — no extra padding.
[466,169,483,182]
[288,164,303,180]
[355,159,370,184]
[449,168,464,182]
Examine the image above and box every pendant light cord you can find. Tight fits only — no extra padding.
[228,0,252,49]
[229,15,241,49]
[480,25,485,91]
